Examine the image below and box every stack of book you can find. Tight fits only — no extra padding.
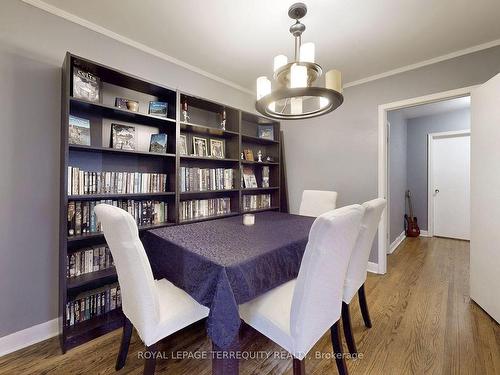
[67,200,167,236]
[243,194,272,211]
[67,245,114,278]
[179,198,231,221]
[65,284,121,327]
[179,167,234,192]
[67,167,168,195]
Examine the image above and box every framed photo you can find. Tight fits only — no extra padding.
[242,166,258,188]
[111,123,135,150]
[210,139,225,159]
[179,134,188,155]
[148,101,168,117]
[258,125,275,140]
[244,149,254,161]
[68,115,90,146]
[192,136,208,157]
[149,133,168,154]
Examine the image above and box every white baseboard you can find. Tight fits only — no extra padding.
[420,230,431,237]
[388,231,406,254]
[367,261,380,274]
[0,318,60,357]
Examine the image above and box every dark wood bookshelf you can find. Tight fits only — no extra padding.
[60,53,281,353]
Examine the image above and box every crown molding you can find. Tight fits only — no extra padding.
[21,0,254,96]
[21,0,500,93]
[343,38,500,88]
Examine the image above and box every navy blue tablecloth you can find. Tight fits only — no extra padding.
[142,211,315,349]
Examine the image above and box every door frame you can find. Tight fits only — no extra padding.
[377,85,476,274]
[427,129,470,237]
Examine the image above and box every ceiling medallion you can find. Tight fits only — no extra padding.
[255,2,343,120]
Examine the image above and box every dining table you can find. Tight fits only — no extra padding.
[141,211,315,375]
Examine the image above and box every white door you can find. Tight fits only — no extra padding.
[470,73,500,323]
[430,132,470,240]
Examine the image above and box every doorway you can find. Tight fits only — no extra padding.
[377,86,475,274]
[428,130,470,240]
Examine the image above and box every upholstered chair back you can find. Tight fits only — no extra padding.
[343,198,386,303]
[290,204,365,355]
[94,204,160,340]
[299,190,338,217]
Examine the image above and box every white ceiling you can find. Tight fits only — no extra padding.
[32,0,500,91]
[397,96,470,119]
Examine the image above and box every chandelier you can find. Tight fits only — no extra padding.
[255,3,343,120]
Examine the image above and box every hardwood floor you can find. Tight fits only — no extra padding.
[0,237,498,374]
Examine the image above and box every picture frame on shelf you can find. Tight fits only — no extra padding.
[68,115,91,146]
[115,97,139,112]
[149,133,168,154]
[242,166,258,188]
[258,125,274,140]
[210,139,225,159]
[192,136,208,157]
[244,149,254,161]
[72,67,100,102]
[111,123,136,150]
[179,134,188,155]
[148,101,168,117]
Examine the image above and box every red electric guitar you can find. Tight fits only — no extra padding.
[404,190,420,237]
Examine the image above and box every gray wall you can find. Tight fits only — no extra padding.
[0,0,253,338]
[406,108,470,230]
[282,46,500,262]
[388,111,407,243]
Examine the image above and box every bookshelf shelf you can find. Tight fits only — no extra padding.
[67,267,117,291]
[180,121,239,138]
[69,144,176,158]
[68,192,175,200]
[180,155,239,163]
[240,160,279,166]
[60,53,282,353]
[241,134,279,145]
[70,97,176,126]
[242,206,280,214]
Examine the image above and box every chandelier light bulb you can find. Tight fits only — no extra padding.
[299,42,315,63]
[273,55,288,72]
[256,76,272,99]
[319,97,329,108]
[290,64,307,88]
[325,69,342,93]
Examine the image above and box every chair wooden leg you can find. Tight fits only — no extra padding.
[358,283,372,328]
[115,317,133,370]
[341,302,358,355]
[293,358,306,375]
[330,321,349,375]
[143,343,158,375]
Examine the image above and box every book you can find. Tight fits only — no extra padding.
[73,67,100,102]
[148,101,168,117]
[242,167,258,188]
[111,123,135,150]
[149,133,168,154]
[68,115,91,146]
[262,166,270,188]
[179,198,231,221]
[243,194,272,211]
[244,149,254,161]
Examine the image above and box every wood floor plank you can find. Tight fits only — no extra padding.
[0,237,498,375]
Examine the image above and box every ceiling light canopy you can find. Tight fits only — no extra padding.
[255,3,344,120]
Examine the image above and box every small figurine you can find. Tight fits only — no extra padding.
[182,99,190,123]
[265,156,274,162]
[257,150,263,163]
[220,109,226,130]
[241,152,244,160]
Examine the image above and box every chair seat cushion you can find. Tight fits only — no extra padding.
[239,279,298,357]
[142,279,209,346]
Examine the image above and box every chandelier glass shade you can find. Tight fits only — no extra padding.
[255,3,344,120]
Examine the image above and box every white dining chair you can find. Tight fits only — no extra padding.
[341,198,386,356]
[94,204,209,375]
[299,190,338,217]
[239,204,365,375]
